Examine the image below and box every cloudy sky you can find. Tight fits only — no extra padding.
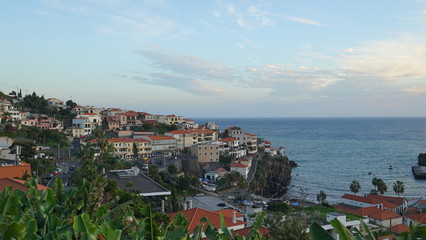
[1,0,426,117]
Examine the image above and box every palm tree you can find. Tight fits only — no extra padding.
[350,180,361,195]
[372,177,380,191]
[377,180,387,195]
[393,180,405,196]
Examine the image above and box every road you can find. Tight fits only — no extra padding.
[185,195,243,213]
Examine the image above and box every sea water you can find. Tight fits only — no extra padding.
[194,117,426,203]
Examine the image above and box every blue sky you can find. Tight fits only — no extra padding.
[1,0,426,117]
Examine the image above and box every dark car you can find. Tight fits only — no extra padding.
[217,203,226,207]
[69,166,76,171]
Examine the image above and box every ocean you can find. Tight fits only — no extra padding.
[193,117,426,203]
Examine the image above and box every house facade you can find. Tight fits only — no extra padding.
[191,143,220,163]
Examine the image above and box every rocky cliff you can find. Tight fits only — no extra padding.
[249,153,293,198]
[419,153,426,166]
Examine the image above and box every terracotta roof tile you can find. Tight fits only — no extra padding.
[148,136,175,141]
[168,208,245,234]
[220,138,237,142]
[90,138,149,143]
[0,178,49,191]
[390,224,410,234]
[407,213,426,224]
[231,163,249,168]
[244,133,257,137]
[369,210,401,221]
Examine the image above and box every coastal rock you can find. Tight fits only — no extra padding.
[289,160,299,168]
[251,154,292,198]
[419,153,426,166]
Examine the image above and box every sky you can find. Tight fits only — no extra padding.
[1,0,426,118]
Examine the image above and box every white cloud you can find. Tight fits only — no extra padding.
[285,16,326,26]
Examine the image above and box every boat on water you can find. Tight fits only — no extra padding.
[389,165,393,170]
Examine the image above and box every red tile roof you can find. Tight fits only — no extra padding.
[341,194,404,211]
[89,138,149,143]
[231,163,249,168]
[407,213,426,224]
[148,136,175,141]
[0,178,49,192]
[341,194,383,205]
[334,205,381,217]
[220,138,237,142]
[168,130,190,134]
[390,224,410,234]
[119,111,137,117]
[244,133,257,137]
[369,210,401,221]
[168,208,245,234]
[0,163,32,179]
[215,168,228,173]
[215,209,243,219]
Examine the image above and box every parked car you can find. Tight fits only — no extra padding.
[195,193,205,197]
[69,166,76,171]
[53,171,60,176]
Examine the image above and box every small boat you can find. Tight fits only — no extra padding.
[368,172,372,175]
[389,165,393,170]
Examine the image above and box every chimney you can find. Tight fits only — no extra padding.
[232,211,237,224]
[187,200,192,209]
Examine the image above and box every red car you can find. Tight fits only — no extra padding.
[53,171,60,176]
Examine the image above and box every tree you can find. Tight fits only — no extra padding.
[372,177,380,191]
[377,180,387,195]
[393,180,405,196]
[350,180,361,195]
[266,202,290,214]
[132,142,138,160]
[372,177,387,195]
[267,213,310,240]
[316,191,327,205]
[167,163,178,175]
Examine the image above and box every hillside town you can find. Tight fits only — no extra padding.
[1,91,426,239]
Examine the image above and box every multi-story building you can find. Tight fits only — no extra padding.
[117,111,141,125]
[72,118,93,137]
[89,138,152,160]
[165,130,198,149]
[138,135,177,157]
[191,143,220,163]
[157,114,184,125]
[46,98,66,109]
[229,132,257,154]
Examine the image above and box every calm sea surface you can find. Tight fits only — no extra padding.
[193,117,426,203]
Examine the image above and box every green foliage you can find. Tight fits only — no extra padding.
[137,122,178,134]
[10,141,37,161]
[393,180,404,196]
[267,212,310,240]
[266,201,290,213]
[350,180,361,195]
[316,191,328,206]
[167,163,178,175]
[371,177,387,195]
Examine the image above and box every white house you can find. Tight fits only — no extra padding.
[230,163,250,179]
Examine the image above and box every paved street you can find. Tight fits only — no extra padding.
[185,195,243,212]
